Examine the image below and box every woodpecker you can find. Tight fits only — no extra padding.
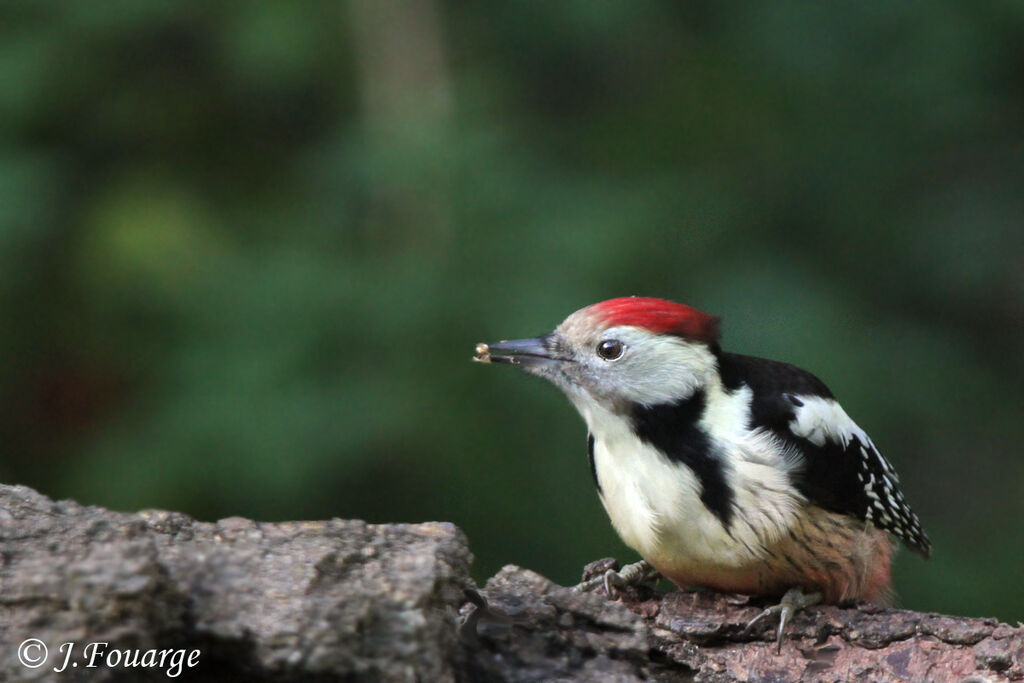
[475,296,930,650]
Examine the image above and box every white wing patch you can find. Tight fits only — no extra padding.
[788,395,872,449]
[788,395,930,555]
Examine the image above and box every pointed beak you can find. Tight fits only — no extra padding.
[473,335,564,369]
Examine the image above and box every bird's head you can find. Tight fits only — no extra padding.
[475,297,721,413]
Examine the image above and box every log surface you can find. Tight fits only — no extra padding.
[0,484,1019,682]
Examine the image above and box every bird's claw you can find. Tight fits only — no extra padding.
[742,586,822,653]
[573,559,660,596]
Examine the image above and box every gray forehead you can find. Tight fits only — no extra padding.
[555,308,604,343]
[556,311,655,349]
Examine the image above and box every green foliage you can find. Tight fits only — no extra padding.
[1,1,1021,621]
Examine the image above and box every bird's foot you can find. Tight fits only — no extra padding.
[742,586,822,653]
[572,558,660,597]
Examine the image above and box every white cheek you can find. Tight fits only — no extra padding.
[601,336,717,406]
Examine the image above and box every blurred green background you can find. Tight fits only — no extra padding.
[2,1,1022,621]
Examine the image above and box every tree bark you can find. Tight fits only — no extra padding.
[0,483,1019,682]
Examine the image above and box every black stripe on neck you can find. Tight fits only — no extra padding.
[629,390,734,528]
[587,433,601,494]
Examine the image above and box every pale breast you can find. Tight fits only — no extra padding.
[592,432,744,569]
[591,426,807,572]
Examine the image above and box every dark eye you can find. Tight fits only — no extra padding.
[596,339,624,360]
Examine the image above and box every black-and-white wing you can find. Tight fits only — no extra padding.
[718,351,932,557]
